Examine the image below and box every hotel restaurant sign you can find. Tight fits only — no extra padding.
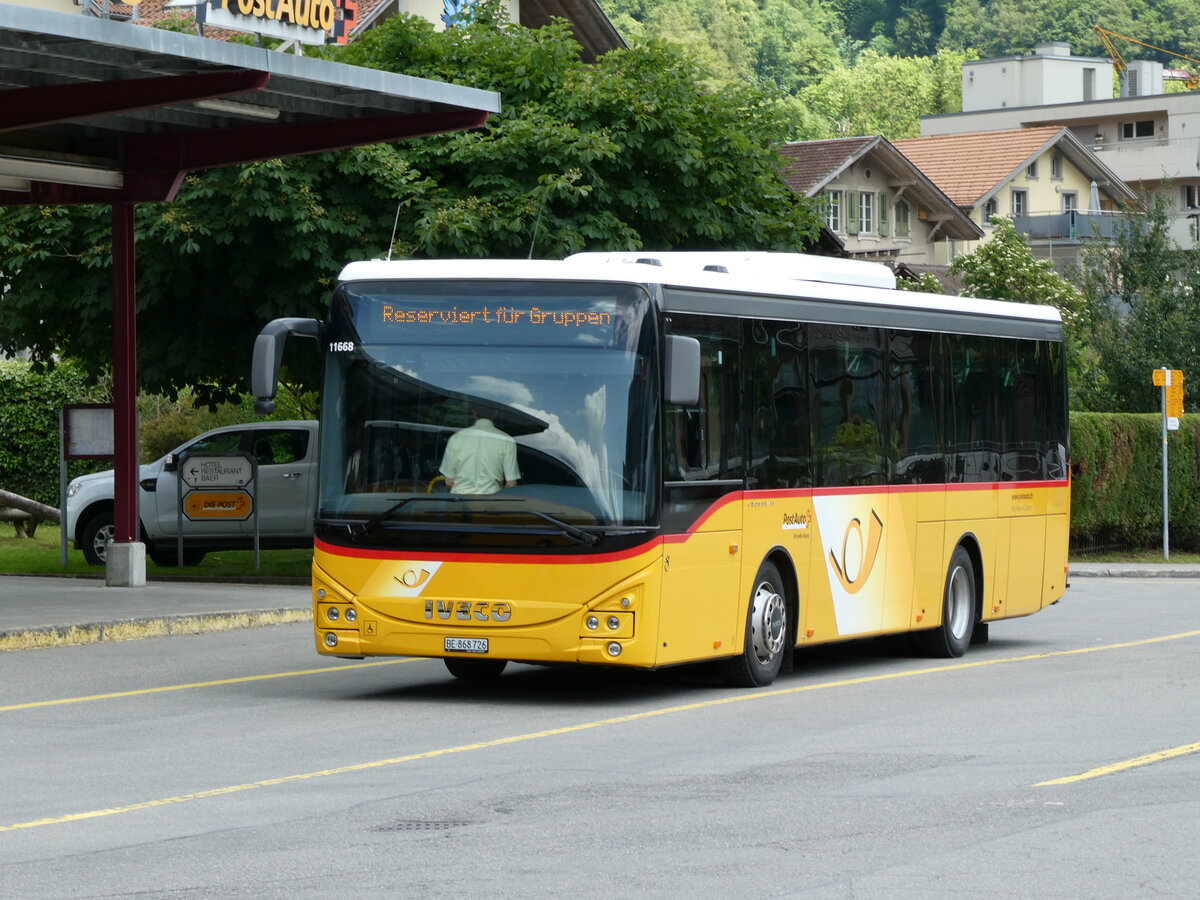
[187,0,357,45]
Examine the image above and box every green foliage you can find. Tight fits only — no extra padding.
[939,0,1200,65]
[799,49,968,138]
[1071,194,1200,413]
[1071,413,1200,552]
[138,385,317,462]
[605,0,842,95]
[896,272,944,293]
[0,360,106,506]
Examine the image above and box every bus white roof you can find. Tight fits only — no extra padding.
[337,256,1062,326]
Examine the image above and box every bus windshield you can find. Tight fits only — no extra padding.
[317,280,659,548]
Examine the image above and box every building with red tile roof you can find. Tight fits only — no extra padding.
[779,135,982,267]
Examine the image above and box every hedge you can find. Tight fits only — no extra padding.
[0,361,106,506]
[1070,412,1200,552]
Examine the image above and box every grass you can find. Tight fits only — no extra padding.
[0,524,312,581]
[1070,548,1200,564]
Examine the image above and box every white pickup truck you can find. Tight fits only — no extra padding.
[66,421,318,566]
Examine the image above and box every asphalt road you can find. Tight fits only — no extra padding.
[3,577,1199,898]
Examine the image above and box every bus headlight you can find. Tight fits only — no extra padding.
[606,642,622,657]
[345,609,357,622]
[327,607,340,621]
[324,633,339,648]
[586,616,599,630]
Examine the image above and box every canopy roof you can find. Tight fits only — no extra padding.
[0,6,500,205]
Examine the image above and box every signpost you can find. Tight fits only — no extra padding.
[175,452,259,569]
[1152,369,1185,560]
[61,405,115,568]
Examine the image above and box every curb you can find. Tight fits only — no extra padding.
[1070,570,1200,578]
[0,607,312,652]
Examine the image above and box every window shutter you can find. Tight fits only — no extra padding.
[846,190,860,235]
[878,191,888,237]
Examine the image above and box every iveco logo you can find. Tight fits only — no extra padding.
[424,600,513,622]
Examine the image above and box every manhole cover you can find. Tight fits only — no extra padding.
[371,820,471,833]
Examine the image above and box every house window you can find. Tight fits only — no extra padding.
[1083,67,1096,101]
[824,191,843,232]
[1051,153,1064,180]
[895,200,911,238]
[1011,189,1027,217]
[1184,185,1200,209]
[859,192,875,234]
[1026,161,1038,179]
[1061,192,1078,213]
[1121,120,1155,139]
[983,197,998,221]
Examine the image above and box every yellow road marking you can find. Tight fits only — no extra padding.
[1036,741,1200,786]
[4,628,1200,832]
[0,658,417,713]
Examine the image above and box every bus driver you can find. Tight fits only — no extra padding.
[439,405,521,495]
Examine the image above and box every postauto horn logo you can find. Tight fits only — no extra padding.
[392,562,442,597]
[829,509,883,594]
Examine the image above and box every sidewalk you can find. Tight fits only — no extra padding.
[0,574,311,651]
[1,564,1197,652]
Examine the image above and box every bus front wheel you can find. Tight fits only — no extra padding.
[917,546,976,658]
[722,560,788,688]
[444,657,508,681]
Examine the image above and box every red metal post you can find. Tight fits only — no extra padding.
[111,203,139,545]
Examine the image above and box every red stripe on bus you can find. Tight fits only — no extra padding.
[316,478,1068,564]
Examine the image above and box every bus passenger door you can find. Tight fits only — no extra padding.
[657,315,744,665]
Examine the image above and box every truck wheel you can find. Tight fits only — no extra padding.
[80,513,114,566]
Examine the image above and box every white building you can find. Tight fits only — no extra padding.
[924,43,1200,248]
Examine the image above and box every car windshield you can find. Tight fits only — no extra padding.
[317,280,659,548]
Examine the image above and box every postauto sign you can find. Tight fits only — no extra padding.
[201,0,355,45]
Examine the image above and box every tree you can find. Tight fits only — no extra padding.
[1072,195,1200,412]
[800,49,967,138]
[0,14,820,405]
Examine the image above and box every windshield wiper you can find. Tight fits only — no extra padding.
[349,496,600,546]
[351,496,463,541]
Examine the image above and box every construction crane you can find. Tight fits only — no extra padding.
[1094,25,1200,90]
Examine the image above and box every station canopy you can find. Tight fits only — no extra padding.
[0,6,501,205]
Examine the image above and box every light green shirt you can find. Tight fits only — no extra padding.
[439,418,521,494]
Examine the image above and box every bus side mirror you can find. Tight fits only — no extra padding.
[251,317,321,414]
[664,335,701,406]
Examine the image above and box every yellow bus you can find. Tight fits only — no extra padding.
[252,252,1069,686]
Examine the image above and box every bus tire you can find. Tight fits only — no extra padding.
[444,657,508,681]
[917,546,976,658]
[722,560,788,688]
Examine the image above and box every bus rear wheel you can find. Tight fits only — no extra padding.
[444,657,508,681]
[917,546,976,658]
[722,560,788,687]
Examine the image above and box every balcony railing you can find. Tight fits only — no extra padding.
[1013,211,1128,241]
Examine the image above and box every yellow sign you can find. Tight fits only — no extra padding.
[184,491,254,521]
[1152,368,1183,387]
[1167,383,1184,419]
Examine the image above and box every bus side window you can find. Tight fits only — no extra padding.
[890,331,944,484]
[811,324,885,487]
[664,318,741,481]
[748,321,810,489]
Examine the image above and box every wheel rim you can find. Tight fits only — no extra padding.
[750,580,787,665]
[92,523,114,563]
[946,563,972,640]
